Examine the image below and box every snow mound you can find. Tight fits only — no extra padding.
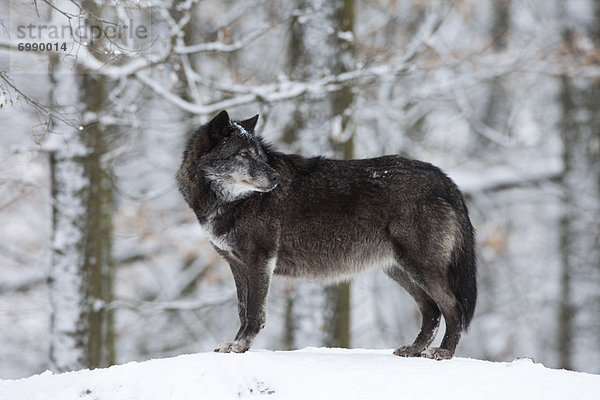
[1,348,599,400]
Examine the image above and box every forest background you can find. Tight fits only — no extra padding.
[0,0,599,378]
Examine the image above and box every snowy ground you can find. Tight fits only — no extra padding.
[1,348,599,400]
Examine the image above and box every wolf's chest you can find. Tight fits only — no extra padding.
[200,219,232,252]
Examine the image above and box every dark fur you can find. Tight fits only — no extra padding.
[177,110,477,359]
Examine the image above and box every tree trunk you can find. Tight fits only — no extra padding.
[48,57,90,372]
[283,0,355,349]
[48,1,115,371]
[557,15,600,370]
[557,74,576,371]
[81,73,115,369]
[475,0,512,150]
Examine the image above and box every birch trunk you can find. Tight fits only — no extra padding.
[48,57,90,372]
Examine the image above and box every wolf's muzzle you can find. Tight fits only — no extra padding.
[269,171,280,187]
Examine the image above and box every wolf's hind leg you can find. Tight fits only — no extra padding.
[214,338,252,353]
[419,281,463,360]
[385,266,441,357]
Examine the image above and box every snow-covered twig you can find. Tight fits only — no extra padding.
[134,1,453,115]
[459,170,563,199]
[71,44,159,77]
[451,82,516,147]
[106,297,235,315]
[0,271,46,295]
[0,71,77,133]
[175,25,272,54]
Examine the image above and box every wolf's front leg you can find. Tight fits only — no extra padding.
[215,263,272,353]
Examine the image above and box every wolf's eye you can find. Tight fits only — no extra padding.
[239,151,248,157]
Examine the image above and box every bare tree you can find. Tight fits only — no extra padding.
[47,57,90,371]
[42,0,123,371]
[278,0,355,349]
[476,0,512,151]
[558,17,600,370]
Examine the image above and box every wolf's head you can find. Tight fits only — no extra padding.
[178,110,280,204]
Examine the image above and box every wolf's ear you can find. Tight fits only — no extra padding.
[208,110,232,140]
[239,114,259,133]
[209,110,230,130]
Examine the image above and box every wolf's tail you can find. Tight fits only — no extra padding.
[449,201,478,331]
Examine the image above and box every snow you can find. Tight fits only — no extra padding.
[1,348,599,400]
[337,30,354,42]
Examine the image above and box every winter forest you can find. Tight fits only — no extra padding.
[0,0,599,379]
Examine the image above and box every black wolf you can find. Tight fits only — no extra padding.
[177,110,477,360]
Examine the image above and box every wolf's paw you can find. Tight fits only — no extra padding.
[421,347,453,360]
[214,339,251,353]
[393,345,425,357]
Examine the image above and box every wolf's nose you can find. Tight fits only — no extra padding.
[269,172,280,185]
